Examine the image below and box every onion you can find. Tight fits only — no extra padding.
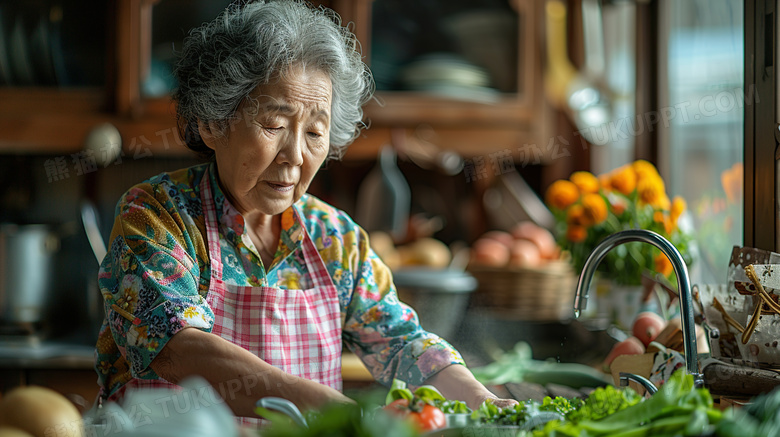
[0,386,82,437]
[401,238,452,268]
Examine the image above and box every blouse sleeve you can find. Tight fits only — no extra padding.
[340,225,465,387]
[99,185,213,379]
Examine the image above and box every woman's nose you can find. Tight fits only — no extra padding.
[277,131,304,166]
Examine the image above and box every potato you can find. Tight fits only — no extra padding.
[0,386,82,437]
[369,231,395,256]
[469,238,510,267]
[369,231,401,270]
[401,238,452,268]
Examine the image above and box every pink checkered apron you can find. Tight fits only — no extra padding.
[108,174,343,426]
[200,174,343,425]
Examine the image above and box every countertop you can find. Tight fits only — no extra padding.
[0,339,95,369]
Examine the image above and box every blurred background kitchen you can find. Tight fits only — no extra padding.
[0,0,775,409]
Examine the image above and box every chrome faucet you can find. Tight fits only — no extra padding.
[572,229,704,388]
[619,372,658,395]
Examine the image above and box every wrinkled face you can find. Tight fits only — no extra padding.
[202,64,332,217]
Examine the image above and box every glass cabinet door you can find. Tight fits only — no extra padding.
[370,0,519,102]
[0,0,108,88]
[142,0,232,98]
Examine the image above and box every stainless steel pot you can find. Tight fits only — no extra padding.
[0,223,60,326]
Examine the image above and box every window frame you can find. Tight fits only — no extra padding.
[744,0,778,251]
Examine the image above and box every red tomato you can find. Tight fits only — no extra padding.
[409,404,446,431]
[383,399,446,431]
[383,399,411,417]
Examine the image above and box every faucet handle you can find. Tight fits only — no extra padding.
[618,372,658,395]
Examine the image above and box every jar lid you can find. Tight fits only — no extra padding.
[392,267,477,293]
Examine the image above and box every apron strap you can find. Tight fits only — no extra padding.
[199,169,224,283]
[296,212,337,292]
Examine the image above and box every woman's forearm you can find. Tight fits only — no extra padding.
[423,364,517,410]
[149,327,351,417]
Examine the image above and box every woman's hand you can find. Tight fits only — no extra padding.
[422,364,518,410]
[476,395,519,410]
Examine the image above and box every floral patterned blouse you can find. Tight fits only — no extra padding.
[94,162,464,400]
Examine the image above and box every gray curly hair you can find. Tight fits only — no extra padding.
[173,0,374,160]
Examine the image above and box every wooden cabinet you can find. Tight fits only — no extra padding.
[327,0,554,160]
[0,0,554,161]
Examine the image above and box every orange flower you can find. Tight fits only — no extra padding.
[598,173,612,191]
[566,225,588,243]
[566,204,588,227]
[637,175,666,207]
[652,211,673,234]
[671,196,686,225]
[653,211,665,224]
[654,252,674,277]
[546,180,580,210]
[610,165,637,196]
[570,171,600,194]
[632,159,660,182]
[581,193,608,225]
[721,162,743,205]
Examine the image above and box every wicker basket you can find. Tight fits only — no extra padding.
[468,261,578,321]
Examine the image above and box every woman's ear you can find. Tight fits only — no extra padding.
[198,120,221,151]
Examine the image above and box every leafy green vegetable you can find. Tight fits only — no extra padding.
[538,396,584,417]
[471,398,531,426]
[386,379,414,405]
[530,369,725,436]
[259,400,421,437]
[436,399,471,414]
[385,379,450,407]
[564,384,641,423]
[413,385,446,404]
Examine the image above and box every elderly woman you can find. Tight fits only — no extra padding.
[94,0,516,423]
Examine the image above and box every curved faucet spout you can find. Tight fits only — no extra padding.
[572,229,703,387]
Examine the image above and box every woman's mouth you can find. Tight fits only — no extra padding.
[267,181,295,192]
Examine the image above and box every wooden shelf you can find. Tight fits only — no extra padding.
[0,88,111,154]
[364,92,538,128]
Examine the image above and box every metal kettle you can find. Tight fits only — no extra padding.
[0,223,60,328]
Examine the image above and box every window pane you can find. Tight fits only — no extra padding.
[660,0,744,284]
